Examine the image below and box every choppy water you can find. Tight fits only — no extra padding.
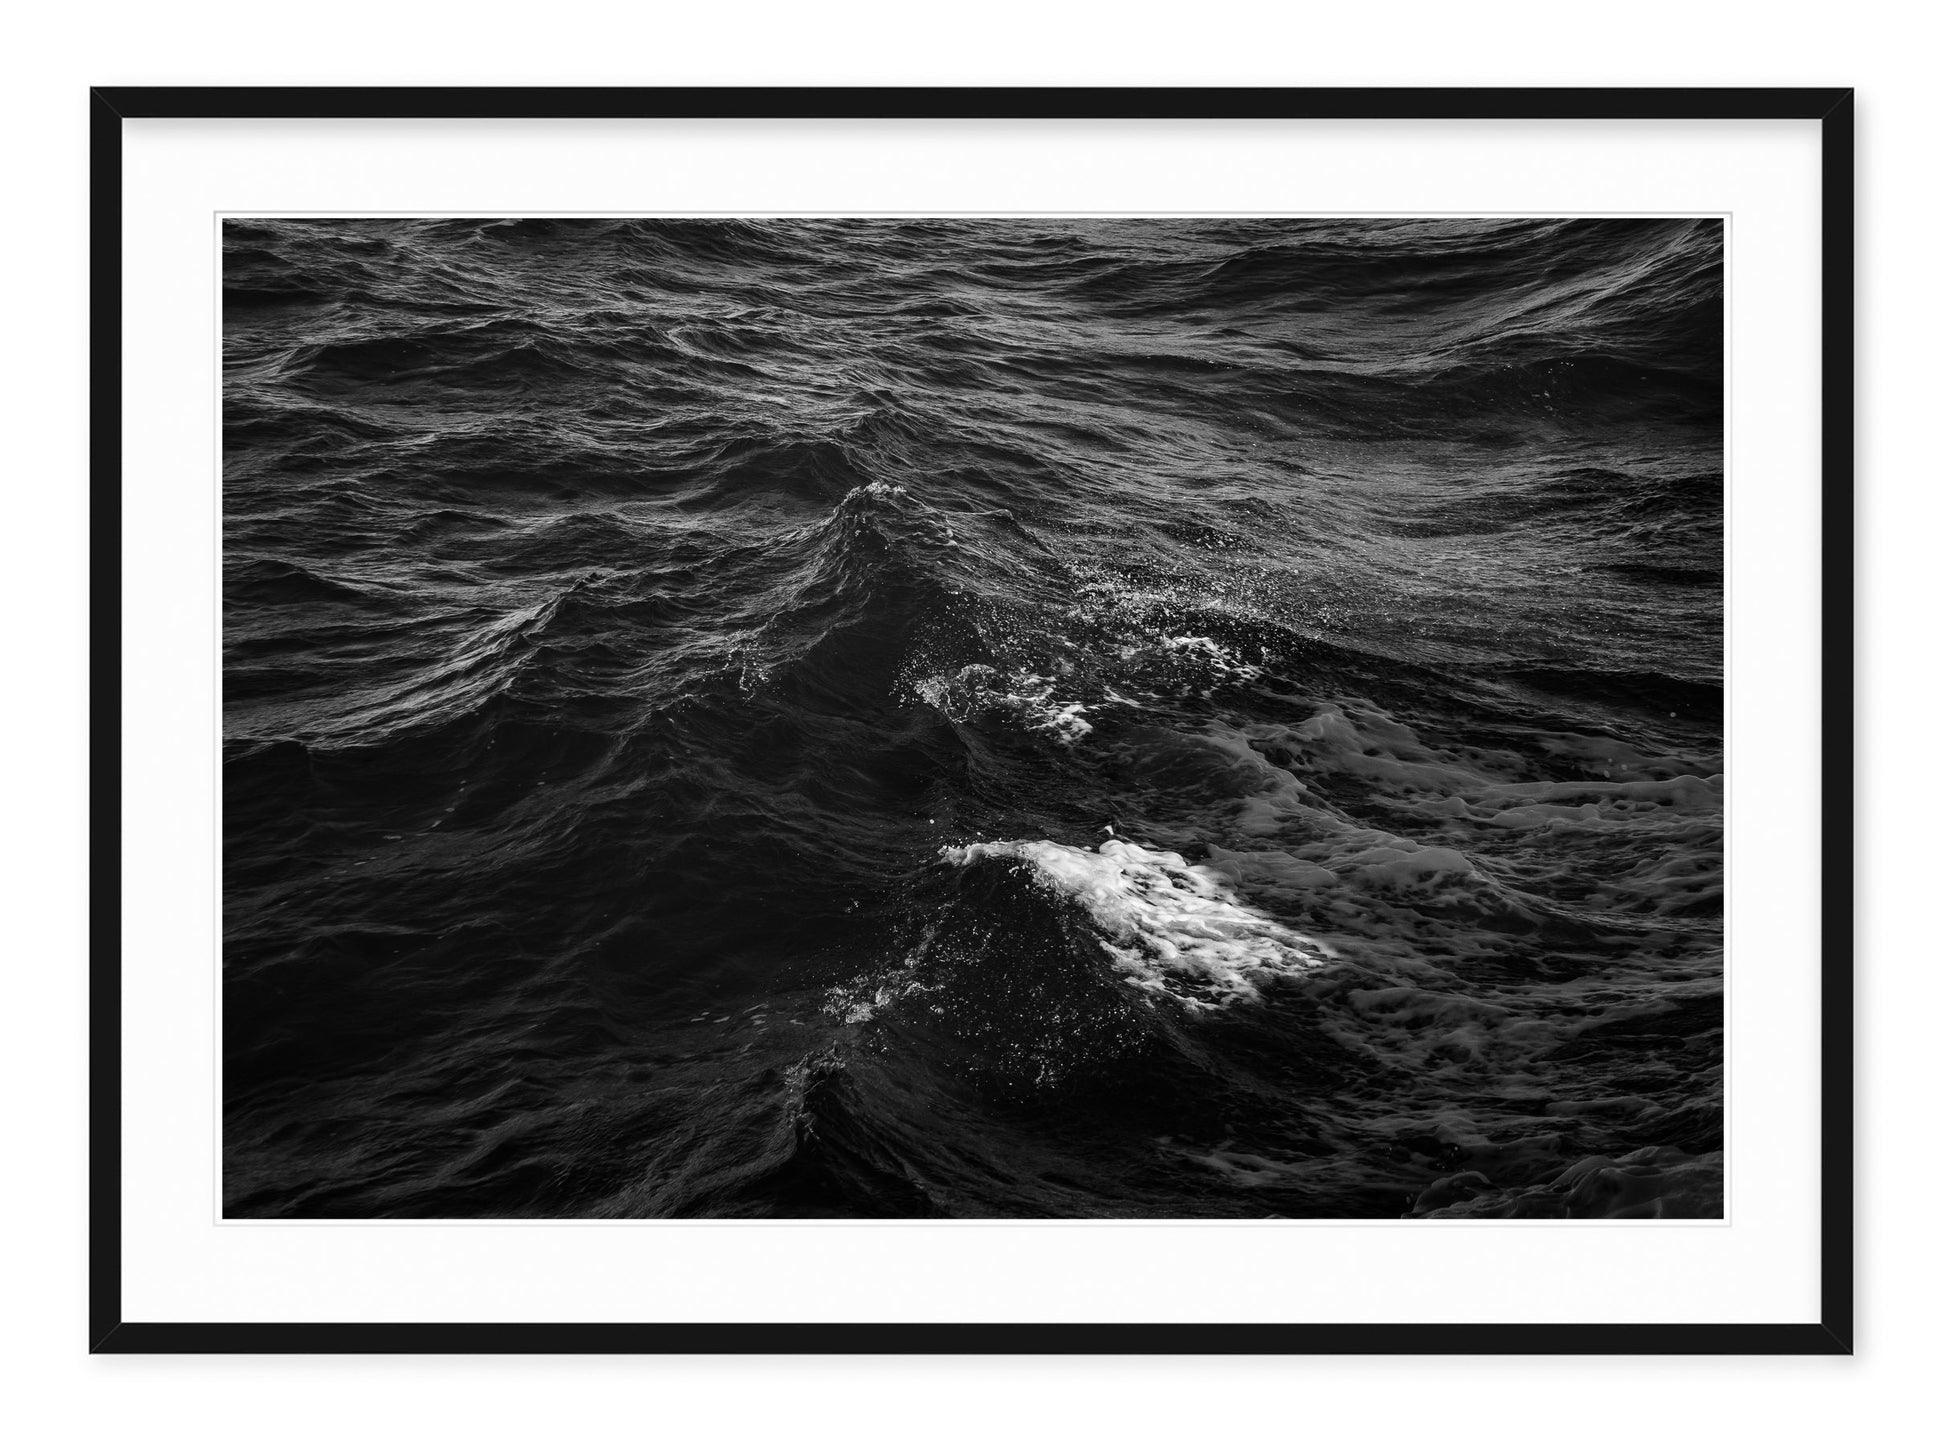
[223,217,1724,1218]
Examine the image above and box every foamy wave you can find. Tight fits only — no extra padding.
[914,664,1096,745]
[942,837,1331,1009]
[825,926,941,1025]
[1157,634,1263,690]
[909,631,1260,746]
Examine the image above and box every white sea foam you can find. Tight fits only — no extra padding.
[1159,634,1263,686]
[942,837,1331,1009]
[914,665,1096,745]
[824,925,941,1025]
[908,631,1261,746]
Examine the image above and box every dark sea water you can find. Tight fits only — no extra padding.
[222,217,1724,1219]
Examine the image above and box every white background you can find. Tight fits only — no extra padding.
[117,119,1818,1327]
[5,3,1936,1452]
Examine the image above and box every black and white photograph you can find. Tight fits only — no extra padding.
[220,215,1726,1221]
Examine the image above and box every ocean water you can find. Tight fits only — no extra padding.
[222,217,1724,1218]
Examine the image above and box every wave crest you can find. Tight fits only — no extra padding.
[943,837,1332,1010]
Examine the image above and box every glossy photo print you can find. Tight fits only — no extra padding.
[220,216,1725,1220]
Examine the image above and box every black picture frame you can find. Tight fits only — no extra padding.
[90,84,1855,1356]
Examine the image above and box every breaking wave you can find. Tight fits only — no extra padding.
[942,837,1331,1009]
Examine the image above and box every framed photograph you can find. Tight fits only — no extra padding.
[93,85,1853,1354]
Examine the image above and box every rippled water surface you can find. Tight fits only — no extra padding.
[224,217,1724,1218]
